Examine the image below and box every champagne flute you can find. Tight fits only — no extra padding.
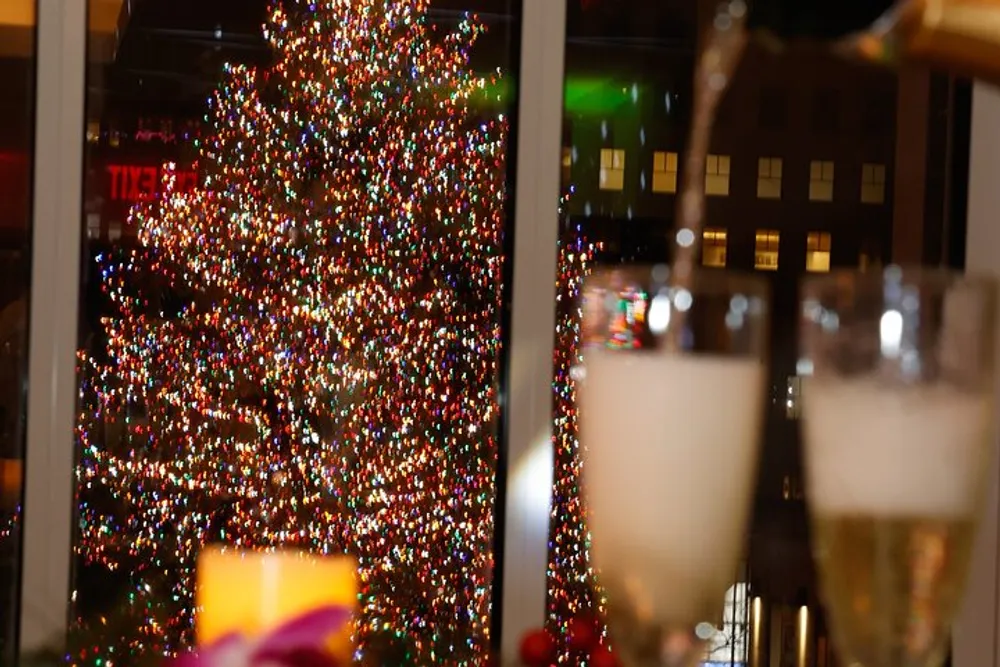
[577,265,768,666]
[799,266,998,667]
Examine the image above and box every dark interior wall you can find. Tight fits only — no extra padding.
[0,56,35,236]
[0,57,33,152]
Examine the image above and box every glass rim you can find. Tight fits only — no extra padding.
[801,264,1000,294]
[584,263,770,296]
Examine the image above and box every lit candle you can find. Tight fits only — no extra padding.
[196,547,357,658]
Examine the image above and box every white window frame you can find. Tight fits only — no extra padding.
[954,82,1000,667]
[498,0,566,657]
[20,0,569,659]
[22,5,1000,667]
[20,0,86,655]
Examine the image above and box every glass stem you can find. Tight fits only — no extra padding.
[612,625,706,667]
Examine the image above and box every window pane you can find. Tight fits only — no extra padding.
[76,1,519,663]
[548,3,967,666]
[653,150,665,172]
[758,157,782,199]
[809,161,835,202]
[707,154,731,196]
[0,0,34,660]
[755,230,780,270]
[810,160,822,180]
[600,148,626,190]
[666,151,678,171]
[703,227,727,267]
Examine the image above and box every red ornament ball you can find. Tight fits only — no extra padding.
[519,628,555,667]
[567,616,599,653]
[589,647,621,667]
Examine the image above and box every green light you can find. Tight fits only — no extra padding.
[564,77,638,114]
[471,76,644,116]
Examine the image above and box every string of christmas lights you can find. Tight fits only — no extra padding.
[544,209,607,663]
[74,1,506,663]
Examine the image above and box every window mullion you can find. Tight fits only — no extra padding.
[498,0,567,657]
[954,81,1000,667]
[19,0,87,655]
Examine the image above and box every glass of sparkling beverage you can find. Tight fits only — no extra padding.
[577,265,769,667]
[799,266,998,667]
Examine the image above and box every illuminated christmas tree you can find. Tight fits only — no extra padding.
[74,1,506,663]
[545,209,606,663]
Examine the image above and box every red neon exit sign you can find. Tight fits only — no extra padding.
[106,164,198,202]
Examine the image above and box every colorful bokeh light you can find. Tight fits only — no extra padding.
[74,1,507,663]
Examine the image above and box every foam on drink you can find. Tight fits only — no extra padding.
[579,350,763,622]
[803,379,994,518]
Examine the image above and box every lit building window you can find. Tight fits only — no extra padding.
[561,147,572,184]
[806,232,832,273]
[86,213,101,240]
[809,160,835,202]
[757,157,782,199]
[755,229,779,271]
[860,251,882,272]
[86,120,101,144]
[599,148,625,191]
[861,162,886,204]
[702,228,727,268]
[652,150,678,194]
[782,474,804,500]
[786,375,802,418]
[859,241,881,272]
[705,154,731,196]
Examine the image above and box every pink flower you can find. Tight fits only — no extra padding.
[170,606,350,667]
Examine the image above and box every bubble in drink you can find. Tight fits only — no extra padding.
[578,350,763,624]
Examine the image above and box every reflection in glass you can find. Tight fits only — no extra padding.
[77,1,516,663]
[545,2,971,666]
